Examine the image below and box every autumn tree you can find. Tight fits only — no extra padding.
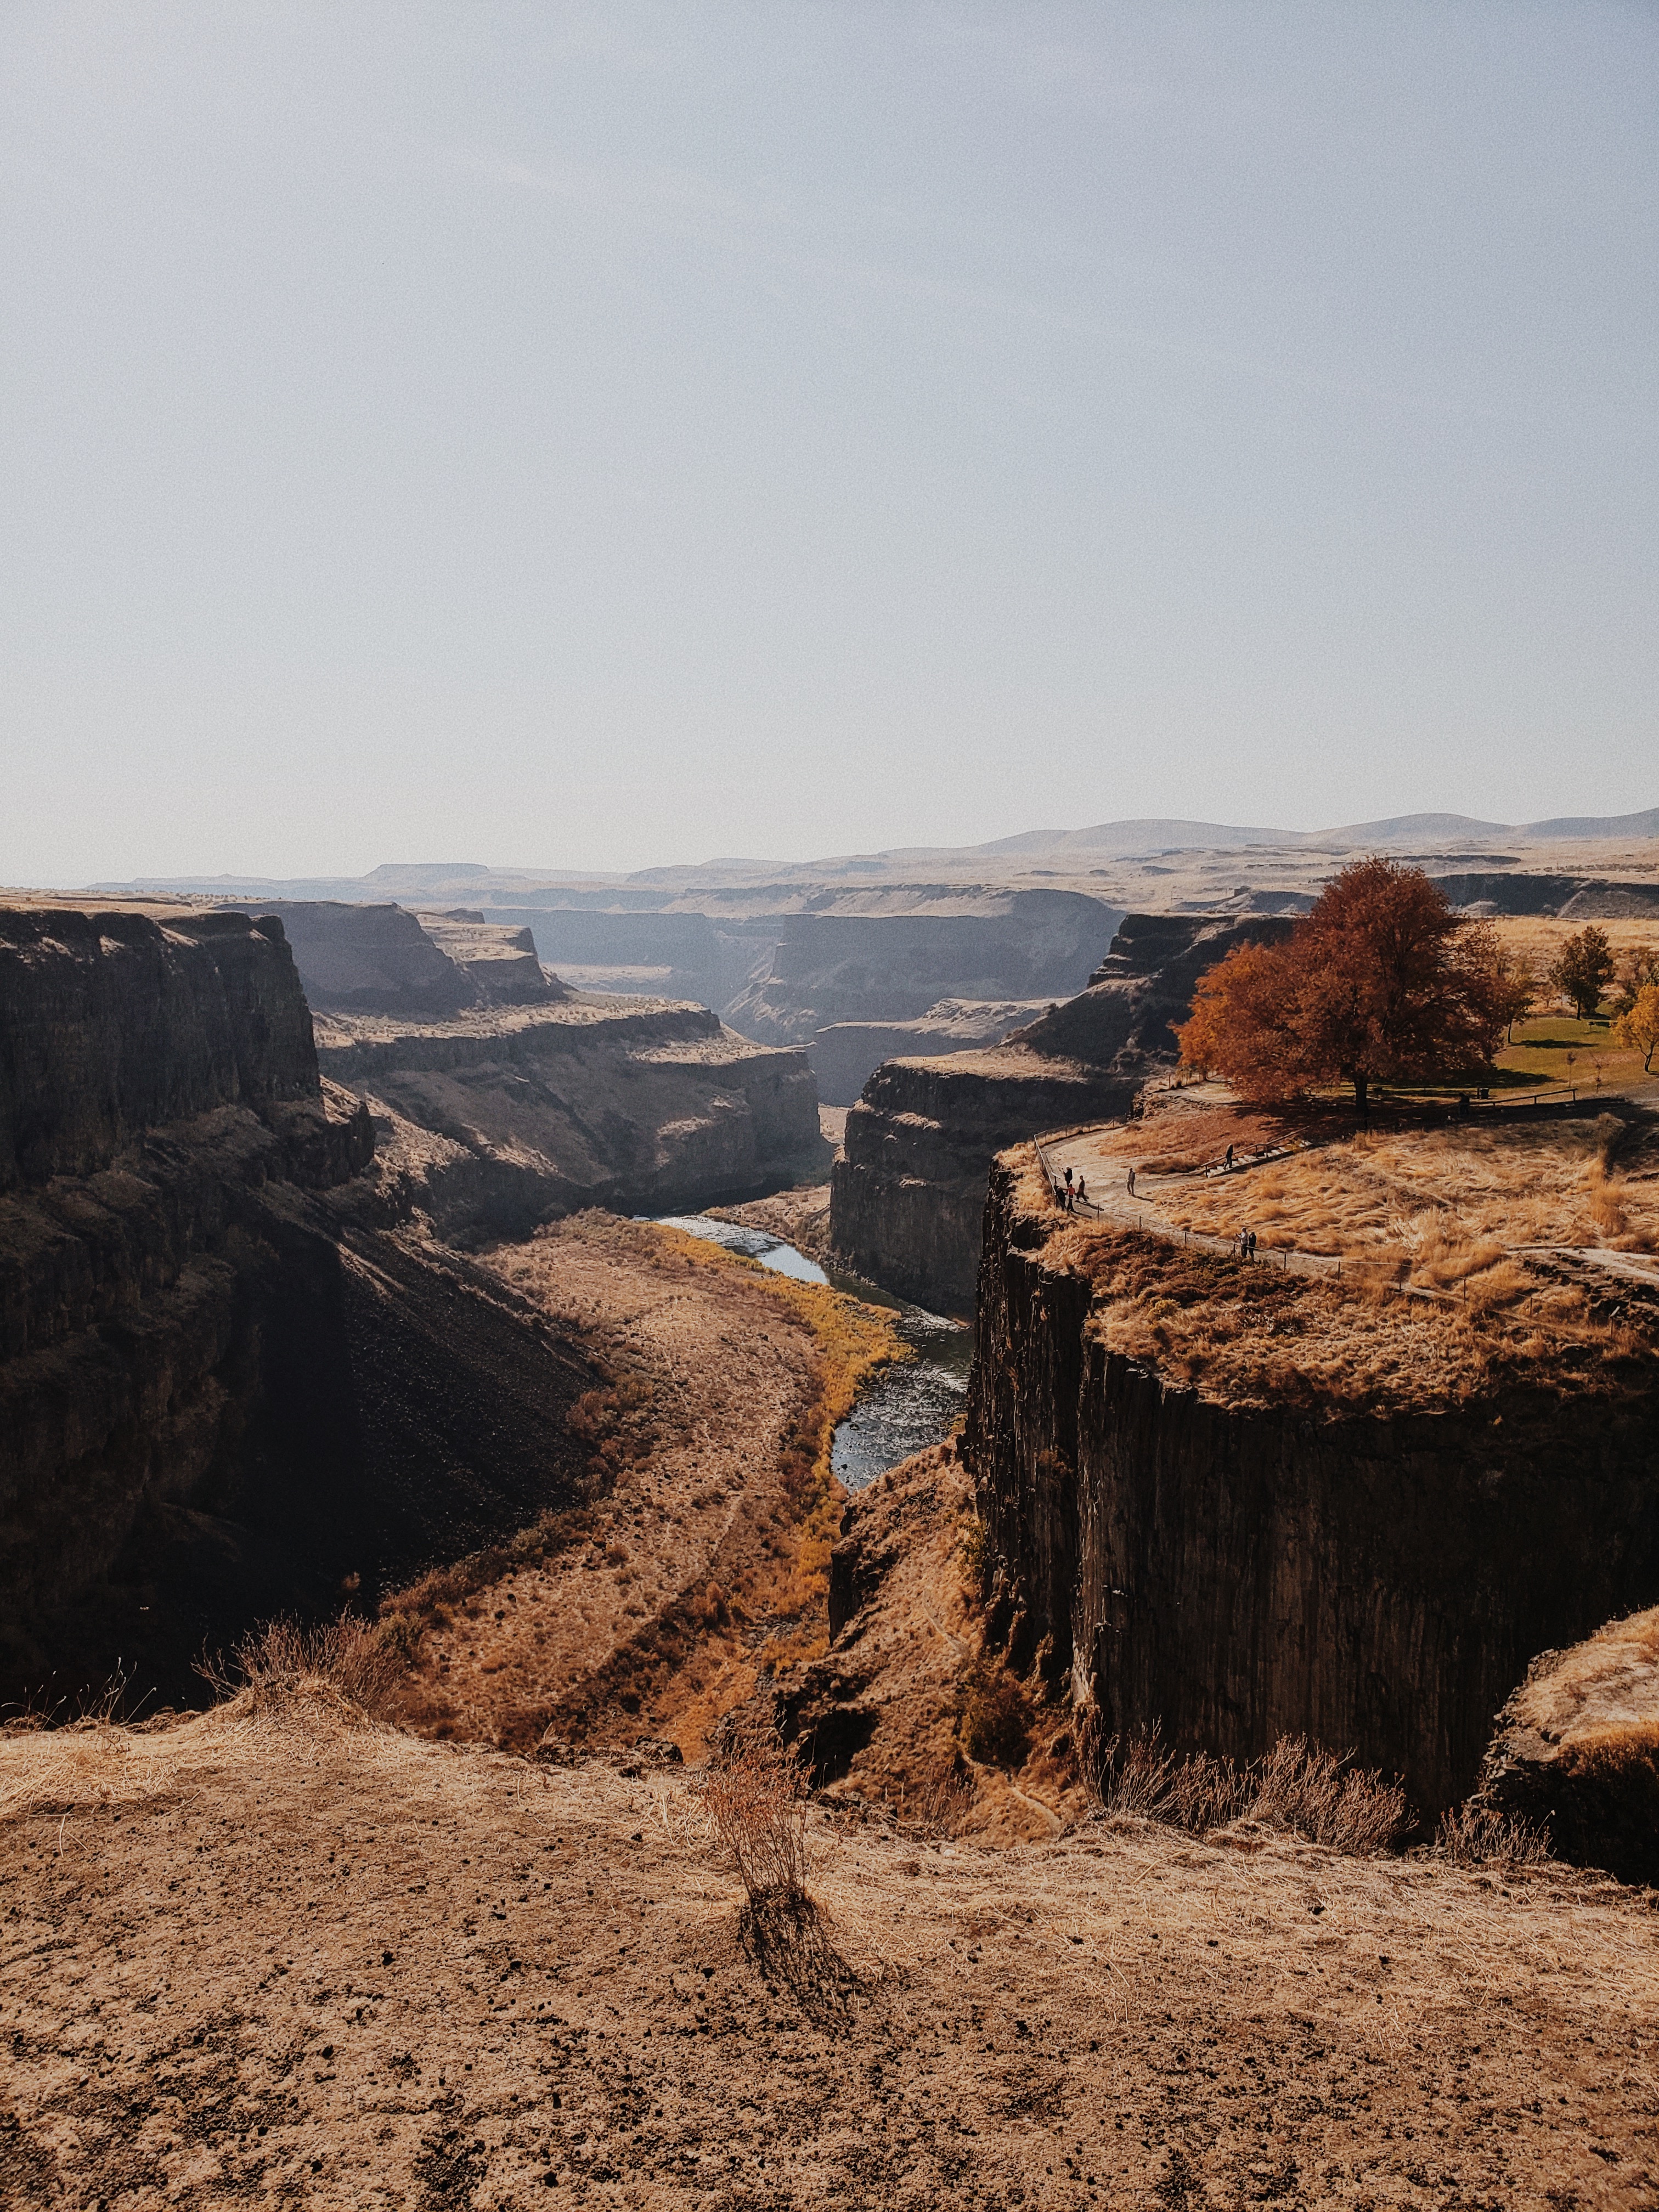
[1176,857,1505,1114]
[1613,984,1659,1074]
[1612,942,1659,1017]
[1549,926,1615,1020]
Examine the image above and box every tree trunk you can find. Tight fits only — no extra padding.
[1353,1071,1369,1118]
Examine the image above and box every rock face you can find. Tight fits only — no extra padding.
[0,905,322,1185]
[1476,1608,1659,1883]
[811,998,1054,1109]
[312,998,826,1244]
[964,1154,1659,1816]
[727,891,1120,1046]
[413,910,568,1005]
[831,1051,1137,1311]
[0,904,597,1702]
[253,900,481,1015]
[828,914,1286,1310]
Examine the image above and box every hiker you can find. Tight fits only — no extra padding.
[1126,1165,1136,1197]
[1076,1175,1087,1205]
[1064,1166,1074,1191]
[1225,1143,1234,1171]
[1248,1229,1258,1260]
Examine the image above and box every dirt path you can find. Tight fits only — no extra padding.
[2,1703,1655,2209]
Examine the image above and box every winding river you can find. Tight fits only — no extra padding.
[651,1215,972,1489]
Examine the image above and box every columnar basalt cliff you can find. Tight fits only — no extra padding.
[830,913,1289,1310]
[964,1154,1659,1815]
[0,905,597,1701]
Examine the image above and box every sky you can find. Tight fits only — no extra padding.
[3,2,1656,883]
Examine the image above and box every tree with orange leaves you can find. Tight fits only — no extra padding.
[1176,858,1506,1115]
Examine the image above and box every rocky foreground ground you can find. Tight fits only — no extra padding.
[2,1691,1655,2211]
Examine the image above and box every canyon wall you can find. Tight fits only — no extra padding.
[829,913,1287,1311]
[312,997,825,1244]
[964,1156,1659,1814]
[727,890,1120,1046]
[0,905,598,1702]
[810,998,1053,1109]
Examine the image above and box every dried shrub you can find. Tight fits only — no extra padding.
[201,1611,399,1721]
[1436,1801,1553,1869]
[1250,1735,1407,1853]
[1086,1723,1408,1855]
[695,1717,812,1908]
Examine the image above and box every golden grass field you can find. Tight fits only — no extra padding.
[1036,1103,1659,1411]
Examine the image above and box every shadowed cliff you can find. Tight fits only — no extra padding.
[0,905,599,1707]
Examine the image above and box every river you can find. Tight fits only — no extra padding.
[650,1215,972,1490]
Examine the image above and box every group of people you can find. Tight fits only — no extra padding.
[1235,1227,1261,1260]
[1053,1166,1090,1212]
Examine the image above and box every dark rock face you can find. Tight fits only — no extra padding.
[0,907,319,1187]
[0,906,595,1704]
[965,1158,1659,1816]
[1006,912,1295,1069]
[831,1053,1136,1311]
[827,913,1286,1311]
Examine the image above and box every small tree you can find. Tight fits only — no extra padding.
[1176,857,1505,1114]
[1549,926,1616,1020]
[1612,942,1659,1017]
[1489,949,1538,1043]
[1613,984,1659,1073]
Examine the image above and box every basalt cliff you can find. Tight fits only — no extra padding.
[830,913,1291,1311]
[963,1151,1659,1817]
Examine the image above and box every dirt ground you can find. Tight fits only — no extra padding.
[2,1694,1656,2212]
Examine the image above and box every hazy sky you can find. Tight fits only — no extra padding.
[4,3,1655,882]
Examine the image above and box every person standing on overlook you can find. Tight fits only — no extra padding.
[1127,1165,1137,1198]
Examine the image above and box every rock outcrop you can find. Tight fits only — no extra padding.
[0,904,598,1703]
[726,890,1120,1046]
[963,1152,1659,1816]
[811,998,1053,1109]
[312,998,826,1244]
[1475,1607,1659,1883]
[413,910,568,1005]
[829,914,1286,1310]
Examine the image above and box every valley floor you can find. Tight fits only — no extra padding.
[2,1699,1654,2210]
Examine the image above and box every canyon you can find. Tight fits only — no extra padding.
[0,897,822,1704]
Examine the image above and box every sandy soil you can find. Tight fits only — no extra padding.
[2,1695,1656,2211]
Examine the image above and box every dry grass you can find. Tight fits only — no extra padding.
[1436,1801,1554,1870]
[1087,1724,1409,1855]
[201,1611,400,1720]
[1044,1222,1649,1412]
[1102,1102,1659,1272]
